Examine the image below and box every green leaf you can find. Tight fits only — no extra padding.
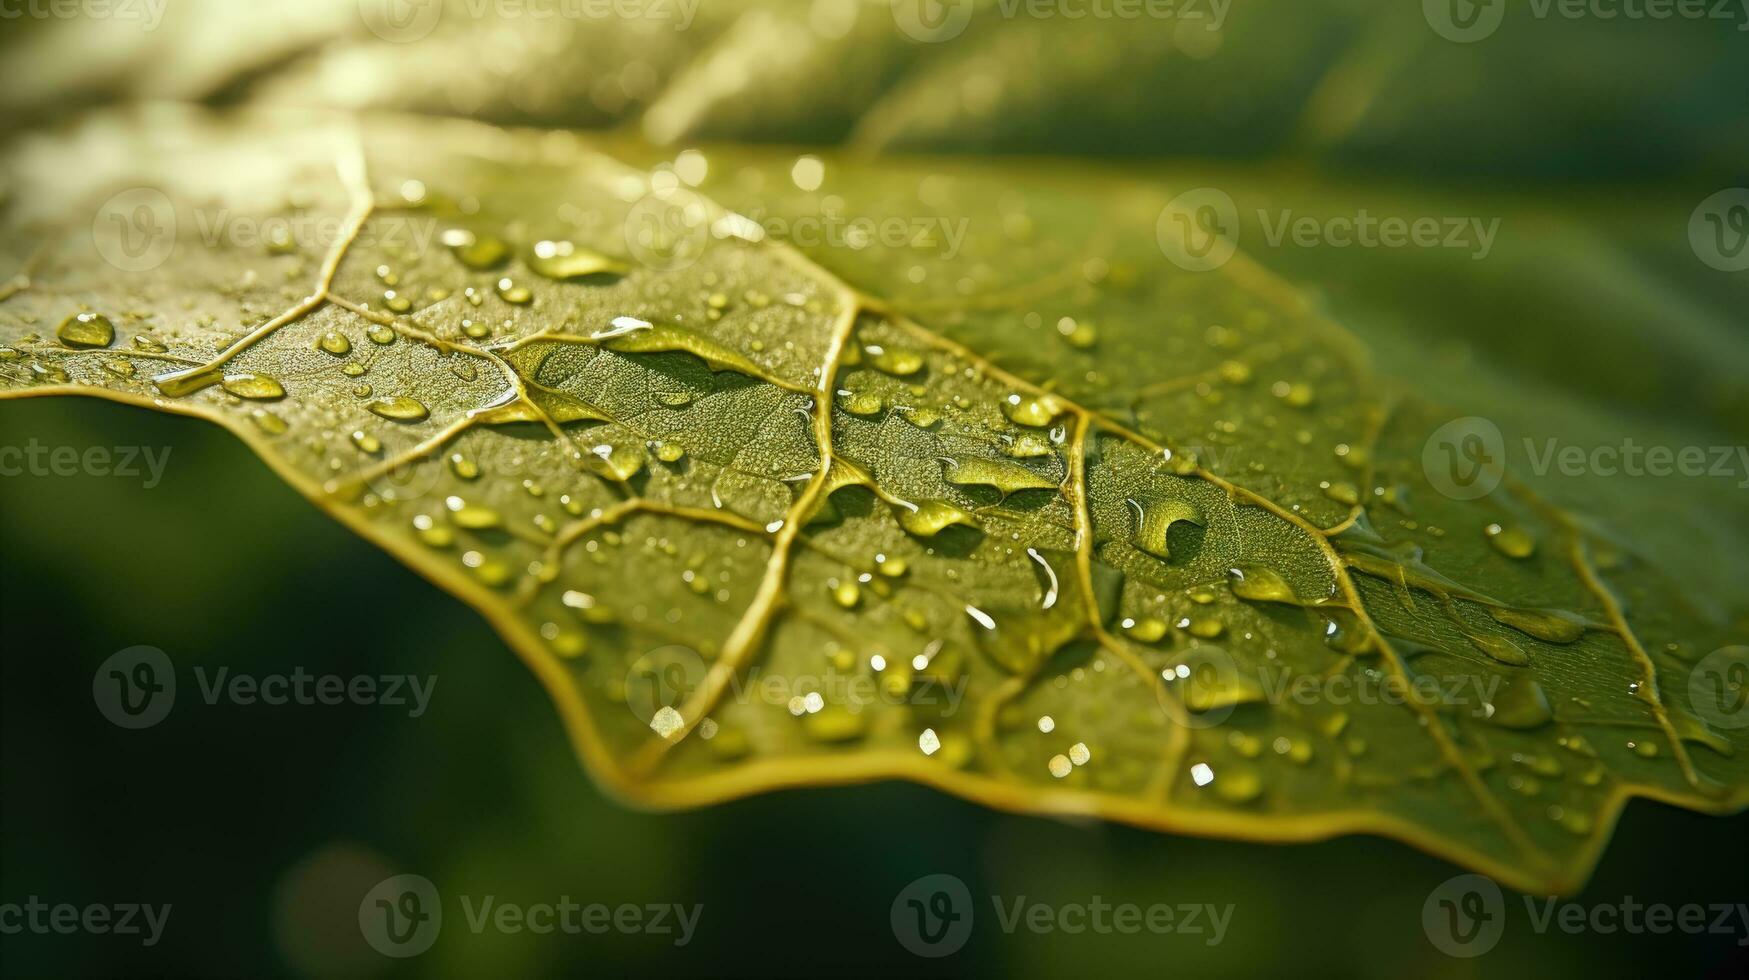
[3,107,1745,895]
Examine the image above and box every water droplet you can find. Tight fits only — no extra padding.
[495,278,532,305]
[802,707,866,744]
[841,391,884,416]
[57,312,114,349]
[897,500,976,537]
[1485,523,1537,559]
[367,325,395,345]
[449,453,479,479]
[1469,631,1531,666]
[318,331,351,356]
[1048,754,1073,778]
[655,441,686,463]
[1126,497,1203,562]
[1214,765,1262,803]
[1489,606,1588,644]
[831,579,861,609]
[1322,481,1360,506]
[1271,380,1315,407]
[221,373,285,401]
[918,728,941,756]
[446,497,502,530]
[1185,616,1225,639]
[1218,360,1252,384]
[866,345,924,377]
[412,513,453,548]
[1485,676,1552,729]
[650,705,685,740]
[1002,392,1066,427]
[528,241,627,280]
[449,233,510,270]
[350,430,382,454]
[368,396,430,422]
[1228,565,1298,605]
[589,442,646,481]
[942,457,1059,496]
[1004,432,1053,459]
[1056,318,1097,349]
[1123,618,1168,642]
[248,409,287,435]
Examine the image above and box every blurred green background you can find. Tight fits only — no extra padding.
[2,398,1746,977]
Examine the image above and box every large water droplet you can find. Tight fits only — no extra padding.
[221,373,285,401]
[368,396,430,422]
[57,312,114,349]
